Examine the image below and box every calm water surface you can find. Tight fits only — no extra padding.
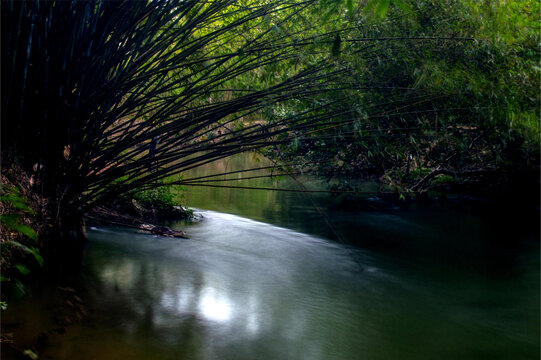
[3,154,539,360]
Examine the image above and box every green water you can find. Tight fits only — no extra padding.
[2,153,539,360]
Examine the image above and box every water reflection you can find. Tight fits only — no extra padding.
[198,287,232,323]
[3,153,538,360]
[34,208,534,360]
[85,211,370,349]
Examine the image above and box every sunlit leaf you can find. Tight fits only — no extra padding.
[346,0,354,15]
[13,224,38,241]
[392,0,413,15]
[364,0,390,20]
[23,349,39,360]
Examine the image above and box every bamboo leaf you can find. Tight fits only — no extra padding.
[13,224,38,242]
[392,0,413,15]
[364,0,390,20]
[1,215,38,241]
[15,264,31,275]
[346,0,354,15]
[375,0,390,19]
[331,34,341,57]
[8,241,43,267]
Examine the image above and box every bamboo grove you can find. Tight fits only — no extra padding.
[2,0,539,243]
[1,0,350,233]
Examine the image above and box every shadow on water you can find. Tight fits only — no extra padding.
[2,153,539,360]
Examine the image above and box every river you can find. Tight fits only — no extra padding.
[2,153,539,359]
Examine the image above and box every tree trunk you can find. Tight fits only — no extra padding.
[51,208,87,270]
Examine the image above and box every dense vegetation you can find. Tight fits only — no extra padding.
[267,0,539,197]
[1,0,539,267]
[1,0,348,249]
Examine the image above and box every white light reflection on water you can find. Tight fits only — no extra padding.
[88,210,368,345]
[33,208,537,360]
[99,260,137,290]
[4,152,536,360]
[198,287,233,323]
[244,293,261,336]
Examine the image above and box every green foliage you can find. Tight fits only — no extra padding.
[269,0,539,193]
[408,167,431,179]
[1,0,365,219]
[0,186,38,241]
[131,176,186,211]
[15,263,31,275]
[0,187,35,214]
[0,185,43,288]
[23,349,39,360]
[364,0,391,20]
[1,214,38,241]
[363,0,413,20]
[8,241,44,268]
[1,0,538,223]
[431,174,457,185]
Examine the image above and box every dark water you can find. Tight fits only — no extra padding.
[2,154,539,360]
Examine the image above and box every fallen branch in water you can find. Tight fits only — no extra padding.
[84,215,189,239]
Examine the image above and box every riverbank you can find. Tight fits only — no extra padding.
[1,163,193,357]
[1,162,193,290]
[1,165,49,287]
[1,157,539,360]
[86,198,192,238]
[2,156,538,284]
